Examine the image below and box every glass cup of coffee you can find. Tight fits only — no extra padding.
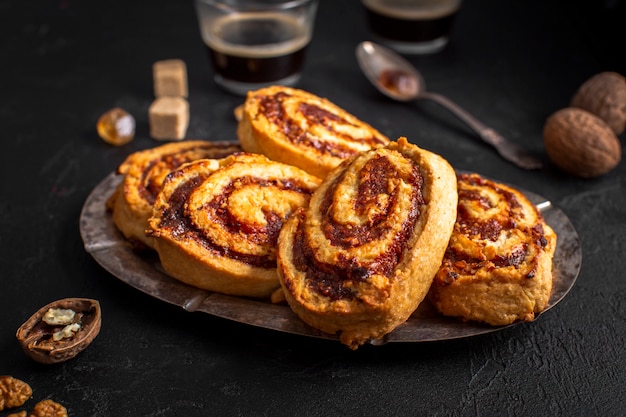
[194,0,319,95]
[362,0,462,54]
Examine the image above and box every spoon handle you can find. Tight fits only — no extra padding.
[422,92,543,170]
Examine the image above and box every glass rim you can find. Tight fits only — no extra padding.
[195,0,317,11]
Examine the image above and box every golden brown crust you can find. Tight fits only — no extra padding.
[277,137,457,348]
[237,86,390,178]
[108,140,241,249]
[428,173,557,326]
[148,153,321,298]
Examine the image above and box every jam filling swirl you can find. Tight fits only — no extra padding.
[291,152,425,301]
[258,92,388,158]
[439,174,550,284]
[155,160,317,269]
[136,143,241,205]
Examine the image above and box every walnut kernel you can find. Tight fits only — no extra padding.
[29,399,68,417]
[0,376,32,411]
[42,308,75,326]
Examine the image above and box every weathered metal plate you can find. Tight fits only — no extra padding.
[80,172,581,345]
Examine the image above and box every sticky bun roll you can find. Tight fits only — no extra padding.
[277,137,457,349]
[108,140,241,249]
[237,86,390,178]
[148,153,321,298]
[429,173,557,326]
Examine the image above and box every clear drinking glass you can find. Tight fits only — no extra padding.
[362,0,462,54]
[194,0,319,95]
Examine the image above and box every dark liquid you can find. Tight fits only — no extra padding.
[364,7,456,42]
[205,15,309,84]
[207,45,307,84]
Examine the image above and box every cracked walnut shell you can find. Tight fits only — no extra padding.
[16,298,101,364]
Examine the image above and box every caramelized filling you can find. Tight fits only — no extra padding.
[439,174,550,284]
[257,92,387,158]
[137,143,240,204]
[292,154,424,300]
[205,176,313,246]
[157,172,313,269]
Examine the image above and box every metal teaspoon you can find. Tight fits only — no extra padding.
[355,41,542,170]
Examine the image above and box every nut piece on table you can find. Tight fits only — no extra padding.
[0,376,32,411]
[29,399,68,417]
[8,411,27,417]
[16,298,102,364]
[153,59,188,98]
[571,71,626,135]
[543,107,622,178]
[149,97,189,141]
[233,104,244,122]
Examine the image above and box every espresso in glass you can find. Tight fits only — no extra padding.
[194,0,318,95]
[362,0,462,54]
[206,13,308,87]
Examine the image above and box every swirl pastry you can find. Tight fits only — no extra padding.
[108,140,241,249]
[147,153,321,298]
[428,173,557,326]
[237,86,390,178]
[277,137,458,349]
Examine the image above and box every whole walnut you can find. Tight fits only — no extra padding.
[571,71,626,135]
[543,107,622,178]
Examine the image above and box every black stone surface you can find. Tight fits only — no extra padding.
[1,1,624,416]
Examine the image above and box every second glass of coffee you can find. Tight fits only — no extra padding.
[194,0,319,96]
[362,0,462,54]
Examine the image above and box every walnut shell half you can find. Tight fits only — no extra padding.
[571,71,626,135]
[543,107,622,178]
[16,298,101,364]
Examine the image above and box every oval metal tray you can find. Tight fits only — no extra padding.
[80,172,581,345]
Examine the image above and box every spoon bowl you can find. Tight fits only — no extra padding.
[355,41,543,170]
[356,41,425,102]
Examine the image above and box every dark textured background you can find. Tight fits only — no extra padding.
[1,0,624,416]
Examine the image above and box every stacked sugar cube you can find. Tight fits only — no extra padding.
[149,59,189,140]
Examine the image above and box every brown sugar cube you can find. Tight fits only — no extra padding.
[153,59,188,97]
[149,97,189,141]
